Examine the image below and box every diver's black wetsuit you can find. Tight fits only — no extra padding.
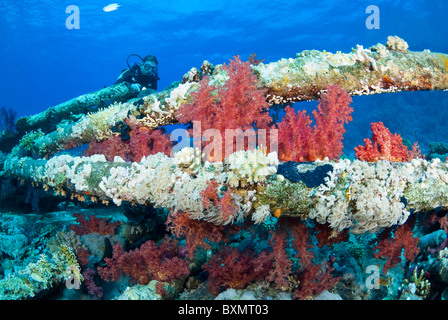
[114,65,159,91]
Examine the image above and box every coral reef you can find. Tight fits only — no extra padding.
[0,36,448,301]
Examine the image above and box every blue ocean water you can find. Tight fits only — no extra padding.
[0,0,448,303]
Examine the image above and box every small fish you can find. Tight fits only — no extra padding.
[103,3,120,12]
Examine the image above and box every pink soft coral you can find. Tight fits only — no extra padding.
[355,122,409,162]
[355,122,422,162]
[176,56,272,161]
[85,127,172,162]
[276,84,353,162]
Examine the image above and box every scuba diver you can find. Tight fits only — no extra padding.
[115,54,160,91]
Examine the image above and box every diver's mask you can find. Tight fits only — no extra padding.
[140,61,158,77]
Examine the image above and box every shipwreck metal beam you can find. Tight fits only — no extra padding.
[14,82,141,136]
[2,151,448,234]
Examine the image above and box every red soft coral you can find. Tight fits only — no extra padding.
[266,228,293,291]
[85,127,172,162]
[200,180,239,224]
[289,221,315,268]
[309,84,353,161]
[315,223,349,248]
[218,189,239,224]
[203,246,272,295]
[70,213,120,236]
[166,211,235,259]
[373,217,420,275]
[293,260,340,300]
[97,236,190,285]
[276,107,313,162]
[201,180,220,209]
[97,242,125,282]
[266,220,341,298]
[176,56,272,161]
[355,122,419,162]
[82,268,103,299]
[276,84,353,162]
[129,127,173,162]
[84,135,131,161]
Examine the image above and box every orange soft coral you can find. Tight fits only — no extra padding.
[355,122,418,162]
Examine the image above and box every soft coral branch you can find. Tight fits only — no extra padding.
[85,127,172,162]
[276,84,353,162]
[71,213,120,236]
[97,236,190,285]
[355,122,421,162]
[166,211,235,259]
[176,56,272,161]
[203,246,272,295]
[373,217,420,274]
